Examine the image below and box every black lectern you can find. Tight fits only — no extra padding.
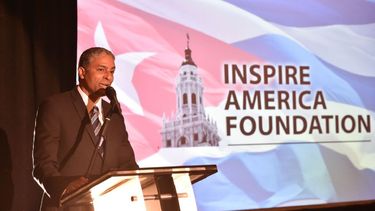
[60,165,217,211]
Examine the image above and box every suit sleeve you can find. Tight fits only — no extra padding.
[115,115,139,170]
[32,99,70,200]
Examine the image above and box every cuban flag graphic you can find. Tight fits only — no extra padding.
[78,0,375,210]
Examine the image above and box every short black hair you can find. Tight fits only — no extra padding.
[78,47,115,69]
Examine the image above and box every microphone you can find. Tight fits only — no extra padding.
[105,86,122,113]
[86,86,120,177]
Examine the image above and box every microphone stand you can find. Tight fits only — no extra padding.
[85,105,115,178]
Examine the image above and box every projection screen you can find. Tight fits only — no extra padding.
[78,0,375,210]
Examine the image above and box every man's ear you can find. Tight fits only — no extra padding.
[78,67,85,80]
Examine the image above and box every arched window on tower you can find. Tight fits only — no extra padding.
[202,132,207,143]
[192,93,196,104]
[178,136,187,147]
[183,93,188,104]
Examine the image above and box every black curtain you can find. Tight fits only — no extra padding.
[0,0,77,210]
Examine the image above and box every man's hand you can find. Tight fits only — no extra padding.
[62,176,89,196]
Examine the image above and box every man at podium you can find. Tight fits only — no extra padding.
[32,47,139,211]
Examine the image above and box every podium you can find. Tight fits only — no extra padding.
[60,165,217,211]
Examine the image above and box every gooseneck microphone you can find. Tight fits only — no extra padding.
[105,86,122,113]
[85,86,121,177]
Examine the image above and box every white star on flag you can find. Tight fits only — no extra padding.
[94,21,155,116]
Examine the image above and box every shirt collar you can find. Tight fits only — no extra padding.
[77,85,103,117]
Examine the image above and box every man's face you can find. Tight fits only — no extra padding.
[78,52,115,97]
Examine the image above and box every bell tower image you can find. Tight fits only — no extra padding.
[161,35,220,148]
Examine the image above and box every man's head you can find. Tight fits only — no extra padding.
[78,47,116,99]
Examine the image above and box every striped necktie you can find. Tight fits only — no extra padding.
[90,106,101,136]
[90,106,104,157]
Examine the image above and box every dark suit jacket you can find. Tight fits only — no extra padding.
[33,88,138,210]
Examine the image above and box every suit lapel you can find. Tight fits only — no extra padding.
[101,101,111,157]
[70,88,98,149]
[102,100,111,119]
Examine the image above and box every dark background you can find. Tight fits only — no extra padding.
[0,0,76,210]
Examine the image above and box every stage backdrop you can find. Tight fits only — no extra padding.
[77,0,375,210]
